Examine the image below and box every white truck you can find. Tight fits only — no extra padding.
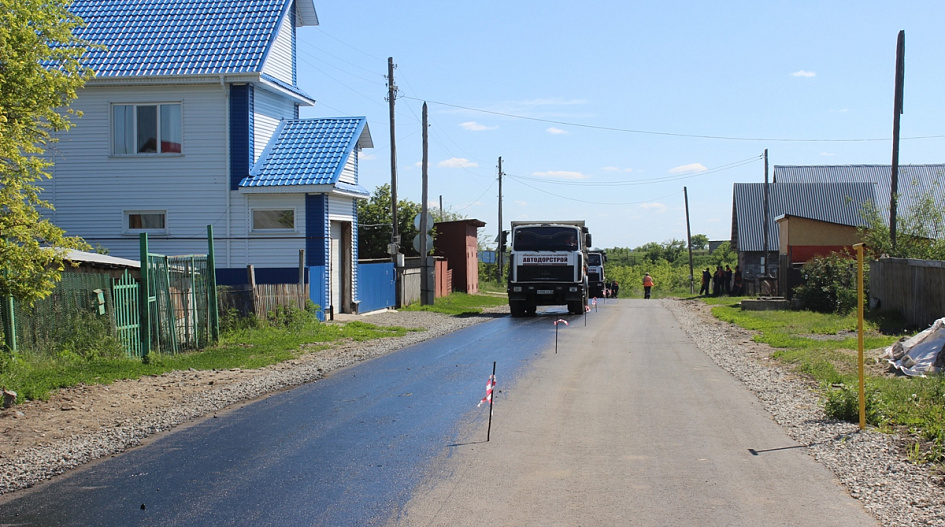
[587,251,606,299]
[504,220,591,317]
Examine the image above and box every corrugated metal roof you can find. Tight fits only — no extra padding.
[774,164,945,221]
[733,182,877,252]
[241,117,372,190]
[69,0,316,77]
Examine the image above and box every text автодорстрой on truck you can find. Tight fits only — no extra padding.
[502,221,591,317]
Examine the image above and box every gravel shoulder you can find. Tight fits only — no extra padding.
[1,299,943,526]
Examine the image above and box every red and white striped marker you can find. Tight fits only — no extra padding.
[478,374,495,407]
[554,319,568,326]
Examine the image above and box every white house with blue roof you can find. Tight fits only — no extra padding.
[40,0,374,318]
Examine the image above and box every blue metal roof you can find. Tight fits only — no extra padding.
[774,164,945,221]
[69,0,316,77]
[732,182,877,252]
[241,117,373,192]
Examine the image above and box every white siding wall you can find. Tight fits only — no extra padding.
[338,150,357,185]
[261,13,294,85]
[234,194,307,268]
[254,89,295,162]
[43,84,229,260]
[328,194,356,222]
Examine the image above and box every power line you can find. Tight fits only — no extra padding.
[404,96,945,143]
[508,156,762,187]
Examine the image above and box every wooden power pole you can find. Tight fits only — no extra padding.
[497,157,504,283]
[890,30,905,250]
[387,57,402,307]
[684,186,694,294]
[420,103,433,305]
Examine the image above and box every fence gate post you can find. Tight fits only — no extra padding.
[1,294,15,353]
[139,233,152,358]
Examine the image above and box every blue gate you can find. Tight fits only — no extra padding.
[356,262,395,313]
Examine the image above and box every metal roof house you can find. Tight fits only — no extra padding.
[731,182,876,292]
[41,0,373,319]
[774,164,945,221]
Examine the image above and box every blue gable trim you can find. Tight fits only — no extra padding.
[229,84,253,191]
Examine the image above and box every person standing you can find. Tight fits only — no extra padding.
[712,266,722,296]
[699,268,711,296]
[724,265,733,295]
[642,273,654,299]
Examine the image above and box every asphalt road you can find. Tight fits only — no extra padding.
[0,310,553,526]
[392,299,877,527]
[0,299,876,526]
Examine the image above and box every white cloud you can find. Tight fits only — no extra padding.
[531,170,587,180]
[640,202,667,212]
[460,121,497,131]
[358,152,375,161]
[820,152,836,156]
[792,70,816,78]
[514,200,528,206]
[669,163,707,174]
[546,127,567,135]
[438,157,479,168]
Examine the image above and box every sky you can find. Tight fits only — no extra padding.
[295,1,945,250]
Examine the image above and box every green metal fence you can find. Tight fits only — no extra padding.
[0,273,123,359]
[0,226,219,359]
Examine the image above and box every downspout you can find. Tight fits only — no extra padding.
[221,74,231,267]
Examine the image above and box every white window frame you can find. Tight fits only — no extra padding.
[251,208,297,233]
[123,210,168,235]
[111,102,183,155]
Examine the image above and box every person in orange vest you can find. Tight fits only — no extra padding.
[642,273,655,299]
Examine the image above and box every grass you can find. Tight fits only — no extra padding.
[400,292,508,316]
[0,311,417,403]
[704,296,945,464]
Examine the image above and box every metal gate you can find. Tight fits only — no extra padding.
[113,270,140,356]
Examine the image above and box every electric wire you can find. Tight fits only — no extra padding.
[404,96,945,143]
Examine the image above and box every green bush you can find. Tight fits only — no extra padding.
[823,383,883,425]
[793,253,864,314]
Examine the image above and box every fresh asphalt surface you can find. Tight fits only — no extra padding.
[0,300,877,526]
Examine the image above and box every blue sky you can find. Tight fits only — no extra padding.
[296,1,945,250]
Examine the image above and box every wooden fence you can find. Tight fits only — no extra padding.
[218,283,309,320]
[869,257,945,328]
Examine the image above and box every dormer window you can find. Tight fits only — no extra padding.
[112,103,182,155]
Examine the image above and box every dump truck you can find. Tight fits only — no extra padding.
[587,250,606,298]
[504,220,591,317]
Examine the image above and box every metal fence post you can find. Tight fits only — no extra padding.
[139,233,151,358]
[1,294,15,353]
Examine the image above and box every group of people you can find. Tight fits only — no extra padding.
[699,265,743,296]
[604,280,620,298]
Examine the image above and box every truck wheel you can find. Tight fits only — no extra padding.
[567,301,581,314]
[510,302,526,317]
[525,302,537,316]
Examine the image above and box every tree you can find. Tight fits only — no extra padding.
[0,0,96,304]
[357,184,423,259]
[690,234,709,251]
[859,184,945,261]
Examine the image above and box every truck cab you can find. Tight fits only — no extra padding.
[505,221,590,316]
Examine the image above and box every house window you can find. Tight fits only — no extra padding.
[125,211,167,233]
[112,103,182,154]
[252,209,295,231]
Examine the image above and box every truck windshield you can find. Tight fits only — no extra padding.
[587,253,602,266]
[513,226,579,251]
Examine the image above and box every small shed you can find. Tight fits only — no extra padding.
[434,219,486,294]
[775,214,866,297]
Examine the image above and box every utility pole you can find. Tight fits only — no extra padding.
[684,186,694,294]
[387,57,402,307]
[439,195,443,222]
[497,157,504,283]
[890,30,905,250]
[420,103,433,305]
[762,149,770,278]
